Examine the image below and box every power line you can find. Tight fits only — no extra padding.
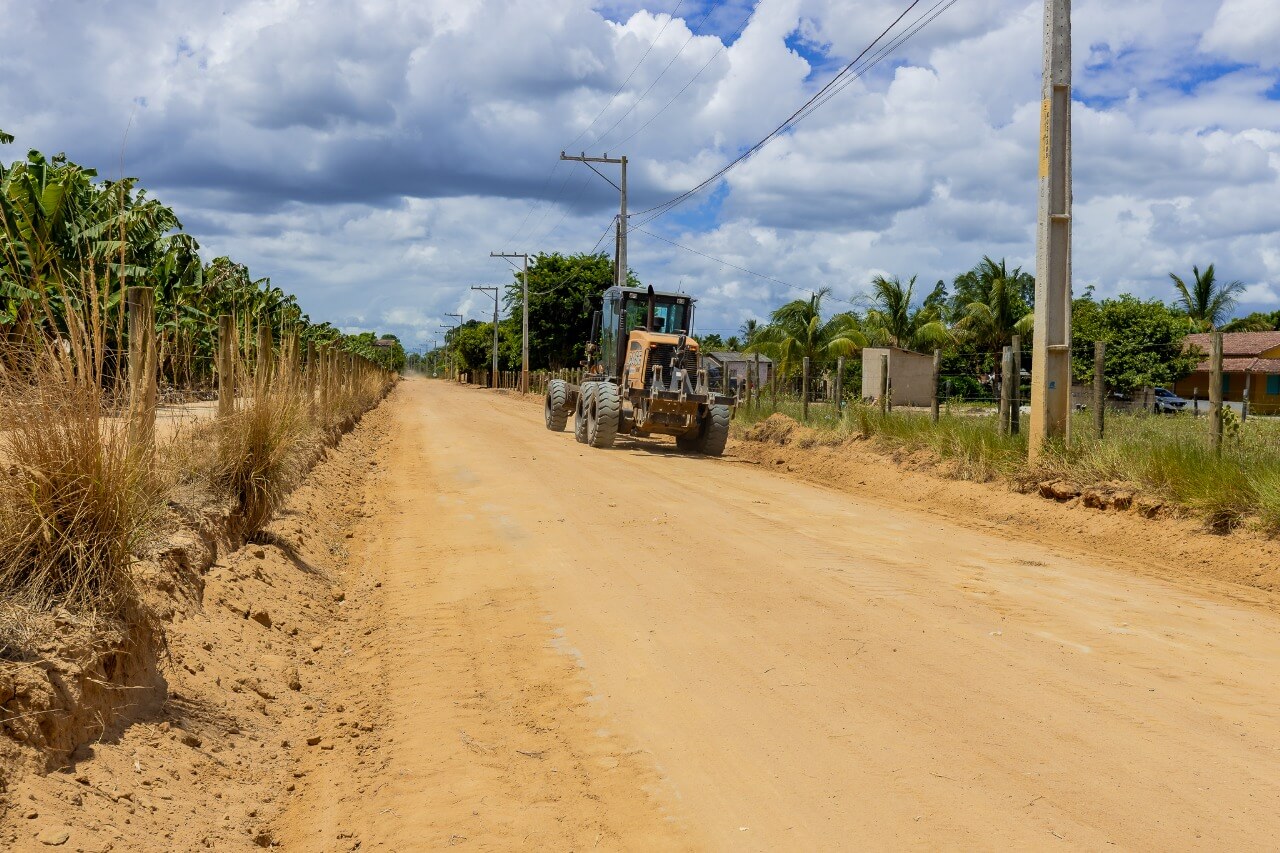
[631,0,958,228]
[592,4,723,149]
[509,3,688,245]
[631,225,857,306]
[611,5,756,149]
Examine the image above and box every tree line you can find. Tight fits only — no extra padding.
[435,250,1268,397]
[0,132,406,382]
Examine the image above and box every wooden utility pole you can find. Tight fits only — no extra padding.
[471,286,500,389]
[801,357,811,422]
[217,314,235,418]
[930,348,941,424]
[561,152,627,287]
[126,287,157,454]
[1209,331,1224,455]
[1028,0,1073,461]
[491,251,530,392]
[1092,340,1105,439]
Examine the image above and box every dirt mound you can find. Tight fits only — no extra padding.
[743,413,812,445]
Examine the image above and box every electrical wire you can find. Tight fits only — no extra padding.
[631,225,857,306]
[631,0,963,228]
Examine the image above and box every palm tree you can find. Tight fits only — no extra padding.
[738,318,760,347]
[952,257,1034,351]
[863,275,951,351]
[1170,264,1245,331]
[748,288,865,378]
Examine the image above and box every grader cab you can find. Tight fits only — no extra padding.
[543,285,737,455]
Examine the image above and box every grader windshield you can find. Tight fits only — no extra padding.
[599,287,695,378]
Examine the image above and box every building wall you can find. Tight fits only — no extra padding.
[1173,371,1280,414]
[862,347,935,407]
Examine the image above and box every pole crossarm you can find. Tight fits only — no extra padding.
[560,151,628,289]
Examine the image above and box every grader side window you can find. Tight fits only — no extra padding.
[623,298,689,335]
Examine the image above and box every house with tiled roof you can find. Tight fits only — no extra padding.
[1173,332,1280,414]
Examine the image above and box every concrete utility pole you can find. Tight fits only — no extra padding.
[471,287,500,389]
[561,152,627,287]
[1028,0,1073,462]
[491,252,530,393]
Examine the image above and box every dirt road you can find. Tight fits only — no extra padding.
[283,378,1280,850]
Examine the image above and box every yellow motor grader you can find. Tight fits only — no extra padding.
[543,285,737,455]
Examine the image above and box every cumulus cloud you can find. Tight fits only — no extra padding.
[1,0,1278,348]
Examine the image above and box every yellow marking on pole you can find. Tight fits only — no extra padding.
[1039,98,1052,178]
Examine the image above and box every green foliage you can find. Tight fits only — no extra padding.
[342,331,406,372]
[0,143,356,387]
[1169,264,1244,331]
[863,274,951,350]
[698,332,726,350]
[748,288,865,377]
[1071,295,1199,394]
[951,257,1034,350]
[1222,310,1280,332]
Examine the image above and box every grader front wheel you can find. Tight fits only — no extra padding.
[544,379,569,431]
[587,382,620,448]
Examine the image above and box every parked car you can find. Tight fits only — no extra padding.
[1153,387,1189,413]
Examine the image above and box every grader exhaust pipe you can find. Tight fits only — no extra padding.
[646,285,656,332]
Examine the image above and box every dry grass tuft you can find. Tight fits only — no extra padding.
[0,353,168,617]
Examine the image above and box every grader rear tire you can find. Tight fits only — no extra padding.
[574,383,594,444]
[544,379,569,431]
[587,382,621,448]
[697,404,731,456]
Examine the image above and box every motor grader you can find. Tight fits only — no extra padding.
[543,285,737,455]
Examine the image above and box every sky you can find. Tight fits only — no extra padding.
[2,0,1279,348]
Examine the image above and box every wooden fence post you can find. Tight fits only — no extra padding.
[930,348,941,425]
[998,348,1008,438]
[1243,374,1251,424]
[1010,334,1022,435]
[217,314,235,418]
[835,356,844,416]
[878,353,889,416]
[801,357,811,422]
[305,340,317,417]
[256,323,273,396]
[127,286,157,455]
[283,330,299,389]
[1209,331,1224,455]
[1093,341,1105,439]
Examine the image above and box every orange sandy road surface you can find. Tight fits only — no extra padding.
[286,377,1280,850]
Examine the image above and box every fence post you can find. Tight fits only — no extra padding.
[999,346,1013,436]
[930,348,941,425]
[1243,374,1251,424]
[801,357,811,422]
[1092,341,1105,439]
[217,314,235,418]
[256,323,273,396]
[1010,334,1022,435]
[305,340,317,417]
[127,286,157,455]
[878,353,889,416]
[283,330,299,389]
[835,356,844,416]
[1209,331,1224,455]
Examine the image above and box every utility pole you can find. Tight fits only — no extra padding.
[442,312,462,381]
[491,251,530,393]
[1028,0,1073,462]
[561,152,627,287]
[471,286,500,390]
